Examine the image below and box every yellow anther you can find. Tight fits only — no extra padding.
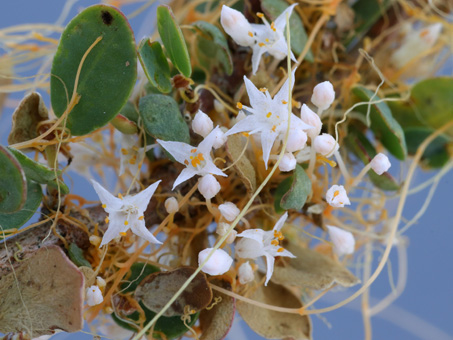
[102,204,106,209]
[138,216,144,220]
[277,247,284,253]
[191,148,197,153]
[132,146,139,152]
[190,156,194,160]
[242,132,250,137]
[124,220,129,226]
[129,159,136,165]
[316,155,337,167]
[191,158,201,167]
[271,22,276,31]
[281,100,288,104]
[333,190,340,198]
[271,125,276,132]
[258,42,265,47]
[271,240,279,246]
[266,112,272,118]
[277,115,280,119]
[248,31,253,37]
[265,38,269,42]
[120,148,128,155]
[120,232,127,236]
[184,159,189,166]
[118,193,123,199]
[257,12,264,18]
[197,153,205,161]
[105,217,109,224]
[237,102,243,109]
[259,87,267,92]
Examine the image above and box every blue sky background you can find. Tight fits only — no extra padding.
[0,1,452,339]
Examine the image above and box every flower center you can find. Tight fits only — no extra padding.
[184,149,206,169]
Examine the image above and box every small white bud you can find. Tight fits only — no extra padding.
[311,81,335,110]
[219,202,240,222]
[279,152,297,172]
[226,229,237,244]
[86,285,103,306]
[198,248,233,276]
[220,5,255,47]
[213,127,228,149]
[326,184,351,208]
[96,276,106,290]
[216,222,230,236]
[370,153,391,175]
[238,261,254,284]
[300,104,322,139]
[313,133,339,157]
[286,128,308,152]
[165,197,179,214]
[214,99,225,113]
[192,110,214,137]
[198,174,221,200]
[327,225,355,256]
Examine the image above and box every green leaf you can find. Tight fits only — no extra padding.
[138,39,172,93]
[346,0,392,50]
[275,165,311,212]
[157,5,192,77]
[404,127,452,169]
[193,21,233,75]
[110,114,138,135]
[68,243,91,268]
[0,180,42,230]
[139,94,190,144]
[352,86,407,160]
[0,145,26,213]
[261,0,314,62]
[51,5,137,136]
[345,127,399,191]
[7,147,69,194]
[389,77,453,135]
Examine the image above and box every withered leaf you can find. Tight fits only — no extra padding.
[134,266,212,317]
[237,275,311,340]
[8,92,49,150]
[0,246,84,337]
[200,279,235,340]
[226,134,256,194]
[271,242,360,289]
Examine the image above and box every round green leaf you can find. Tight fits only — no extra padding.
[0,145,26,213]
[51,5,137,136]
[138,39,172,93]
[139,94,190,144]
[157,5,192,77]
[352,86,407,160]
[0,180,42,230]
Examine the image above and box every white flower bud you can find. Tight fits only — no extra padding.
[327,225,355,256]
[313,133,339,157]
[220,5,255,47]
[226,230,237,244]
[279,152,297,172]
[311,81,335,110]
[214,99,225,113]
[192,110,213,137]
[286,128,308,152]
[96,276,106,290]
[370,153,391,175]
[326,184,351,208]
[213,127,228,149]
[300,104,322,139]
[198,248,233,276]
[219,202,240,221]
[238,261,254,284]
[216,222,230,236]
[164,197,179,214]
[86,285,103,306]
[199,174,221,200]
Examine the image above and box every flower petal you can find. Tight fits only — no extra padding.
[100,213,128,247]
[274,4,297,32]
[274,68,296,105]
[91,180,123,211]
[157,139,193,165]
[273,212,288,232]
[173,167,198,189]
[235,237,266,259]
[225,115,261,136]
[198,126,220,154]
[131,220,162,244]
[202,161,227,177]
[251,45,266,75]
[264,253,275,286]
[237,229,266,243]
[127,180,161,212]
[260,130,279,169]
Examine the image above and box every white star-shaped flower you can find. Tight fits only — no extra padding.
[235,212,296,285]
[225,70,312,168]
[220,4,297,74]
[157,127,227,190]
[91,179,162,247]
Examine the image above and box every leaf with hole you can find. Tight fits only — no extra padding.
[0,145,27,213]
[157,5,192,77]
[138,39,172,93]
[51,5,137,136]
[352,86,407,160]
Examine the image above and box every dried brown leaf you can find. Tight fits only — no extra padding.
[0,246,84,337]
[237,275,311,340]
[200,279,235,340]
[271,242,360,289]
[226,134,256,194]
[7,92,49,150]
[134,266,213,317]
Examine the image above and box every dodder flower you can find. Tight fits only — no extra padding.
[238,261,255,284]
[311,81,335,110]
[220,4,297,74]
[236,212,295,285]
[157,127,227,190]
[226,70,312,168]
[198,248,233,276]
[326,184,351,208]
[327,225,355,256]
[370,153,391,175]
[313,133,339,157]
[92,179,162,247]
[86,285,103,306]
[192,110,214,137]
[219,202,240,222]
